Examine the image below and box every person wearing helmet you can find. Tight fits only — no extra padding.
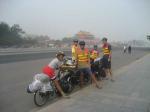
[72,39,78,62]
[90,45,100,75]
[101,37,114,81]
[73,39,78,43]
[42,51,70,98]
[76,41,102,89]
[94,45,98,49]
[102,37,107,42]
[90,45,99,61]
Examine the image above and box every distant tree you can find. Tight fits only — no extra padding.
[10,24,25,46]
[62,37,73,43]
[22,36,38,47]
[0,22,25,47]
[54,40,62,47]
[0,22,11,46]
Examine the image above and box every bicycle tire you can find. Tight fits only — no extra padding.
[34,91,49,107]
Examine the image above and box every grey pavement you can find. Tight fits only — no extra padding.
[35,53,150,112]
[0,48,71,56]
[0,49,149,112]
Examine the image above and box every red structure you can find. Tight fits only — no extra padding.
[74,31,100,46]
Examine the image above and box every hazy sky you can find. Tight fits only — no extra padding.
[0,0,150,41]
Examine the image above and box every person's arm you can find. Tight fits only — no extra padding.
[75,51,78,68]
[72,46,75,60]
[108,44,112,59]
[97,51,100,57]
[53,79,66,96]
[88,51,91,65]
[101,44,104,54]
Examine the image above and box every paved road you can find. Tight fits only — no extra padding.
[0,47,149,64]
[0,49,149,112]
[36,53,150,112]
[0,50,71,64]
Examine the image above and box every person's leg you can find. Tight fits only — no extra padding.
[79,69,84,88]
[86,68,102,89]
[103,57,110,79]
[109,69,114,81]
[106,61,114,82]
[104,68,110,79]
[91,74,102,89]
[80,73,84,88]
[91,63,95,83]
[128,48,130,54]
[53,79,70,98]
[109,66,114,81]
[129,49,131,54]
[124,49,126,53]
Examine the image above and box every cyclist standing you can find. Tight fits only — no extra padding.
[90,45,101,78]
[76,41,102,89]
[101,37,114,81]
[90,45,99,62]
[72,39,78,62]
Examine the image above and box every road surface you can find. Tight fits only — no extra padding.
[36,53,150,112]
[0,48,149,112]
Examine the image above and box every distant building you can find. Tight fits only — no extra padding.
[127,40,150,47]
[74,31,95,39]
[73,31,100,47]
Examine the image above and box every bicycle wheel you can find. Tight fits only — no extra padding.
[65,78,74,93]
[60,76,74,93]
[34,91,49,107]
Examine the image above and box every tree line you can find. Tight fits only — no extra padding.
[0,22,41,48]
[0,22,75,48]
